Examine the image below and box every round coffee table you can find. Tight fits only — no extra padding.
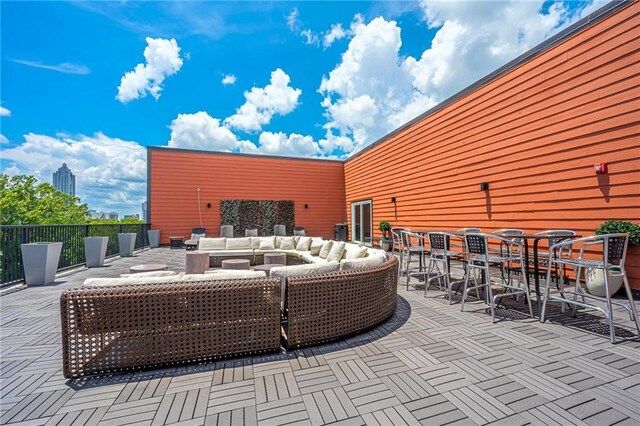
[253,263,285,274]
[264,252,287,265]
[221,259,251,270]
[129,264,169,274]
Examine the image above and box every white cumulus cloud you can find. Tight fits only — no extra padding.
[116,37,184,103]
[0,134,9,144]
[0,106,11,117]
[221,74,237,85]
[168,111,257,152]
[0,132,147,214]
[225,69,302,132]
[256,131,321,157]
[320,2,595,156]
[323,23,347,48]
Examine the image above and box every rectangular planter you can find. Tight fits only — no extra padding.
[84,237,108,267]
[118,233,137,257]
[148,230,160,248]
[20,242,62,286]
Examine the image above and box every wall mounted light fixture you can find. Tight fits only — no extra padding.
[390,197,396,203]
[207,203,211,208]
[480,182,489,191]
[304,204,308,209]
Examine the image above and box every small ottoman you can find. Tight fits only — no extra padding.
[186,251,209,274]
[221,259,251,270]
[264,252,287,265]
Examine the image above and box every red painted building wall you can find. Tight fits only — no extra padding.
[148,149,346,242]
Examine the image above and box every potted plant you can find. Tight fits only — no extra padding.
[378,221,392,251]
[585,220,640,297]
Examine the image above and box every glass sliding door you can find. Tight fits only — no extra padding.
[351,200,372,243]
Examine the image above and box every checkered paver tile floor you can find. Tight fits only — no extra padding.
[1,248,639,425]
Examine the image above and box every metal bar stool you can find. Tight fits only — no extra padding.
[401,230,429,290]
[540,233,640,343]
[426,231,461,303]
[461,233,533,322]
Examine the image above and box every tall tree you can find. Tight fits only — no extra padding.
[0,174,89,225]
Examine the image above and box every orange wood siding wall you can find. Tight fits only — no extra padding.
[343,2,640,288]
[149,149,346,241]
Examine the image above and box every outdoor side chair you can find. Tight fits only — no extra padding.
[220,225,234,238]
[401,230,430,290]
[461,232,533,322]
[293,227,306,236]
[274,224,286,236]
[540,233,640,343]
[391,228,406,277]
[184,227,206,250]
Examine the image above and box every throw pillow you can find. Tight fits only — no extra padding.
[326,241,346,262]
[258,237,275,250]
[319,241,333,259]
[280,237,296,250]
[344,244,369,260]
[340,254,387,271]
[310,238,325,256]
[295,236,312,251]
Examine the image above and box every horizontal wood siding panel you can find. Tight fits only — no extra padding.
[343,2,640,288]
[150,151,345,241]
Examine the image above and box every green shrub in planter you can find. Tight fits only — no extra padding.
[596,220,640,246]
[378,221,391,240]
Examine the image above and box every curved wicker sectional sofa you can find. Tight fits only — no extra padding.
[60,239,398,378]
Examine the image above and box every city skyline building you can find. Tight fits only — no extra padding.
[52,163,75,196]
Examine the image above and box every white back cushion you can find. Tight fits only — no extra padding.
[280,237,296,250]
[326,242,346,262]
[344,244,369,260]
[258,236,276,250]
[120,270,178,278]
[295,236,312,251]
[310,238,325,256]
[226,237,252,250]
[198,237,226,250]
[249,237,261,249]
[319,241,333,259]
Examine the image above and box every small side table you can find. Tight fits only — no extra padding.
[264,252,287,265]
[169,236,184,249]
[129,264,169,274]
[186,251,209,274]
[221,259,251,270]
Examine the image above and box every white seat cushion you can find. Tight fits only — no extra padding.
[301,253,328,264]
[119,270,178,278]
[270,261,340,279]
[183,271,266,281]
[83,275,182,287]
[198,237,226,250]
[341,254,387,271]
[204,269,268,278]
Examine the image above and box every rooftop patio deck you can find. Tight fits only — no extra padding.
[1,248,639,426]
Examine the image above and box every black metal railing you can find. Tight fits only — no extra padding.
[0,223,151,286]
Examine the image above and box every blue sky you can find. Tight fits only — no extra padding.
[0,0,602,216]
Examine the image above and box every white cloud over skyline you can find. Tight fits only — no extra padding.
[1,132,147,214]
[0,106,11,117]
[116,37,184,103]
[11,59,90,75]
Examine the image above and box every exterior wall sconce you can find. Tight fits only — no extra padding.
[480,183,489,191]
[207,203,211,208]
[304,204,308,209]
[390,197,396,203]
